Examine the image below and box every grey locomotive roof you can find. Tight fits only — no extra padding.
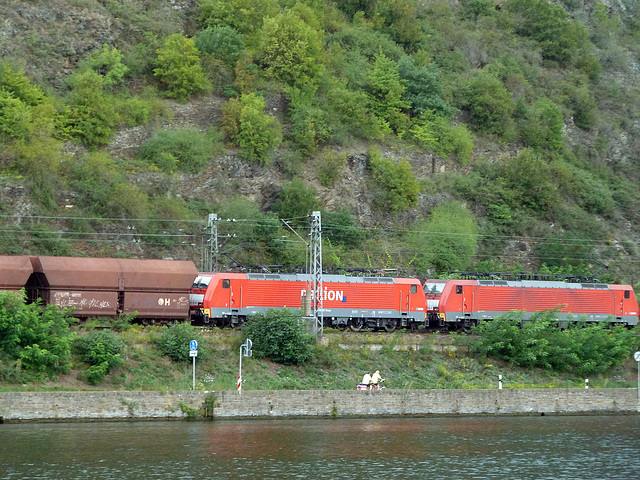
[476,279,611,289]
[246,273,398,283]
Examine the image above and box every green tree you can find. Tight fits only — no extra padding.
[63,68,118,146]
[154,33,209,100]
[322,78,388,142]
[398,56,453,117]
[199,0,280,34]
[0,291,75,377]
[323,208,365,247]
[502,149,559,213]
[288,87,331,155]
[570,86,596,130]
[256,10,324,87]
[273,178,320,220]
[221,93,282,164]
[505,0,590,64]
[516,97,564,150]
[367,53,409,132]
[409,111,474,164]
[242,308,315,365]
[0,64,47,106]
[408,201,479,275]
[466,71,515,137]
[0,64,59,143]
[194,26,245,66]
[368,147,419,213]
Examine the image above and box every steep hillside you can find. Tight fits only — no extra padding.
[2,0,640,283]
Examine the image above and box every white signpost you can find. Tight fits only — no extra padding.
[190,340,198,390]
[238,339,252,395]
[634,351,640,400]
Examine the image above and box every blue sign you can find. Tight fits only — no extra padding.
[190,340,198,351]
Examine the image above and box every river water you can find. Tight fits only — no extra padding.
[1,415,639,479]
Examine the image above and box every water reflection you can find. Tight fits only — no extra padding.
[1,415,639,479]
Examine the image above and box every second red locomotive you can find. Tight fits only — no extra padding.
[433,279,639,330]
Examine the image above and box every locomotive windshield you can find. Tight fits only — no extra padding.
[424,282,446,295]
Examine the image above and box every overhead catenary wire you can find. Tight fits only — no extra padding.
[0,213,635,269]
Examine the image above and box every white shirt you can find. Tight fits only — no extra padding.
[362,373,371,385]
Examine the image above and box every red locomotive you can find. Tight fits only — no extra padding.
[434,279,639,330]
[191,272,426,331]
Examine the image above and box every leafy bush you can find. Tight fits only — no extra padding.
[63,68,118,146]
[273,179,320,220]
[0,63,47,106]
[317,149,347,186]
[74,330,125,385]
[466,71,515,137]
[471,311,638,376]
[502,149,559,214]
[138,127,223,173]
[367,147,420,213]
[198,0,280,34]
[398,55,453,117]
[154,33,209,100]
[516,97,564,150]
[533,231,594,271]
[0,290,75,377]
[322,208,365,247]
[66,150,124,216]
[321,79,388,142]
[505,0,590,64]
[221,93,282,164]
[194,26,245,66]
[288,88,331,156]
[82,43,129,87]
[156,323,204,362]
[255,10,324,87]
[242,308,315,365]
[570,86,596,130]
[409,111,474,164]
[0,90,31,140]
[366,53,409,132]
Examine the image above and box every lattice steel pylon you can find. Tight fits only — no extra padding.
[204,213,218,272]
[309,211,323,337]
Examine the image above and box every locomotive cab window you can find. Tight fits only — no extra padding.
[411,285,417,294]
[624,290,630,299]
[223,279,230,289]
[456,285,463,294]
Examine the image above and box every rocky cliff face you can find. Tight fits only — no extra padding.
[0,0,197,87]
[2,1,640,275]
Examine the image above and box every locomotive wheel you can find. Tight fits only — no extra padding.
[349,318,365,332]
[384,319,399,332]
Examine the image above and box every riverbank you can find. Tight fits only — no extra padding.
[1,388,638,422]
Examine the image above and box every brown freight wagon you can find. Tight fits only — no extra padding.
[0,255,34,291]
[11,255,198,323]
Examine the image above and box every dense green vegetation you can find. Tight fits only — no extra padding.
[1,1,640,282]
[0,297,638,391]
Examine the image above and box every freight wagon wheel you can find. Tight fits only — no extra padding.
[349,318,365,332]
[384,319,399,332]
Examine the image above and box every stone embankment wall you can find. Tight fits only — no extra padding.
[0,389,638,422]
